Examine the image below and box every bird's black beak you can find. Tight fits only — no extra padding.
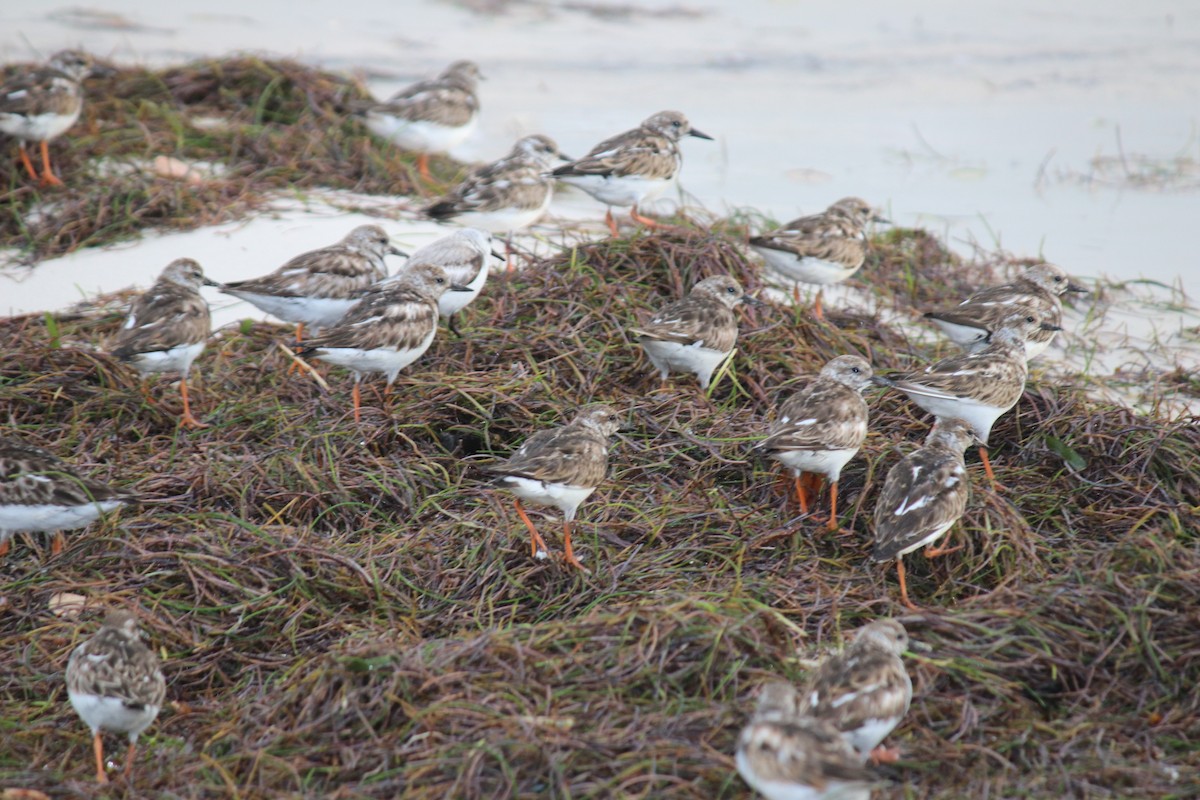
[870,375,895,388]
[389,246,408,257]
[450,283,473,292]
[1039,322,1064,332]
[201,277,221,288]
[872,214,891,224]
[1066,281,1089,293]
[490,249,505,260]
[741,294,765,307]
[688,128,714,141]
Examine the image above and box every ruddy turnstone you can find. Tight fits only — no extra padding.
[870,418,977,609]
[923,262,1088,359]
[425,134,569,235]
[736,680,876,800]
[0,50,108,186]
[220,224,405,342]
[748,197,887,320]
[296,262,469,422]
[551,110,713,236]
[66,609,166,784]
[484,404,622,572]
[800,619,913,763]
[630,275,757,390]
[754,355,873,531]
[0,434,132,559]
[873,309,1058,483]
[112,258,217,429]
[357,60,483,181]
[389,228,496,336]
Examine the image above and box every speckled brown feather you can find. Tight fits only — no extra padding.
[757,378,869,455]
[886,333,1028,408]
[799,621,912,752]
[112,263,211,359]
[631,297,739,352]
[427,135,561,217]
[298,280,440,354]
[737,682,876,794]
[223,229,392,300]
[66,612,166,711]
[365,62,481,127]
[749,200,873,267]
[0,64,83,120]
[554,127,680,181]
[485,421,613,490]
[871,422,973,561]
[0,436,132,510]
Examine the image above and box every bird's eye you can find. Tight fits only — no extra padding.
[1053,275,1063,282]
[851,367,861,373]
[1025,315,1035,323]
[436,277,445,284]
[727,286,736,293]
[672,121,681,127]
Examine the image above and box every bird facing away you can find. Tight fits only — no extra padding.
[484,404,623,572]
[754,355,873,531]
[872,309,1057,484]
[630,275,757,391]
[748,197,888,319]
[357,60,483,181]
[425,134,569,235]
[220,225,405,342]
[388,228,495,336]
[551,110,713,236]
[736,680,877,800]
[0,50,108,186]
[112,258,217,429]
[923,262,1087,359]
[296,262,470,422]
[871,418,978,609]
[0,434,132,559]
[66,610,167,785]
[799,619,914,763]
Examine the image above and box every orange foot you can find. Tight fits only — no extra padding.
[868,744,902,765]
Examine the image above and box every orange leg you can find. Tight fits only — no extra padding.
[51,532,65,555]
[604,208,619,237]
[352,382,362,423]
[178,377,207,429]
[561,521,589,573]
[287,325,305,375]
[39,140,64,186]
[812,290,826,321]
[895,558,919,610]
[792,282,802,304]
[417,153,431,181]
[629,204,660,228]
[504,238,515,275]
[123,741,137,783]
[979,446,998,488]
[793,474,809,514]
[0,539,9,559]
[17,143,39,181]
[924,528,962,557]
[513,499,550,559]
[93,731,109,784]
[826,481,840,532]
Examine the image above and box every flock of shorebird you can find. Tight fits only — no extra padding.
[1,53,1088,796]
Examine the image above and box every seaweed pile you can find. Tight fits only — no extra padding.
[1,220,1197,798]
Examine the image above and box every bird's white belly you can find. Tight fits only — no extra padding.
[68,691,160,737]
[366,114,476,153]
[771,447,860,482]
[558,174,672,208]
[843,716,902,754]
[225,291,360,329]
[128,342,206,377]
[753,247,863,286]
[641,339,731,388]
[0,108,81,142]
[501,476,595,520]
[902,393,1005,444]
[0,499,123,538]
[453,197,551,233]
[313,329,435,383]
